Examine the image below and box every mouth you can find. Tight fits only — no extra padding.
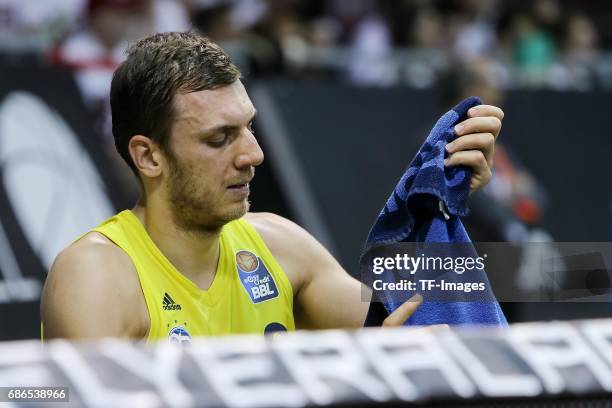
[228,182,249,189]
[227,181,251,195]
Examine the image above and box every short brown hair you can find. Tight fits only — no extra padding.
[110,31,241,176]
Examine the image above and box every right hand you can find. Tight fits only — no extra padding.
[382,294,423,327]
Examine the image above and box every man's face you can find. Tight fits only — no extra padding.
[163,80,263,233]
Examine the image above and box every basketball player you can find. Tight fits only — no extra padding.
[41,32,504,341]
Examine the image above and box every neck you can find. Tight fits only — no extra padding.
[131,204,221,290]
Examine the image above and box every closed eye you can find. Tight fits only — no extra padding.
[206,129,231,148]
[202,114,256,147]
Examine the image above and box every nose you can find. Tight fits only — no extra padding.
[234,129,264,170]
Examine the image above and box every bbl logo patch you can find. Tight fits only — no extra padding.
[236,250,279,303]
[168,326,191,345]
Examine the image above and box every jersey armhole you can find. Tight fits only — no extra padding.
[90,228,154,341]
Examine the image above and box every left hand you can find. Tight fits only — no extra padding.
[444,104,504,193]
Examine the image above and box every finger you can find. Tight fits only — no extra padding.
[444,149,489,170]
[445,150,493,192]
[445,133,494,166]
[467,104,504,120]
[454,116,502,138]
[382,293,423,327]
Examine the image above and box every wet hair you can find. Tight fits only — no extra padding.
[110,31,241,176]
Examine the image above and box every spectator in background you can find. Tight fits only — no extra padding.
[49,0,153,139]
[564,13,599,65]
[152,0,191,33]
[451,0,498,62]
[192,0,305,77]
[533,0,564,41]
[342,0,397,86]
[440,58,548,242]
[48,0,186,201]
[508,12,557,86]
[555,12,601,90]
[49,0,191,136]
[402,5,445,88]
[440,58,557,315]
[252,0,309,75]
[0,0,84,53]
[410,5,445,50]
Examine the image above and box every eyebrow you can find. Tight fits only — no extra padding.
[199,109,257,137]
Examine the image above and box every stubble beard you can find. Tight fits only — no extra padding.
[166,155,249,236]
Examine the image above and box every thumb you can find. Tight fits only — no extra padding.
[382,294,423,327]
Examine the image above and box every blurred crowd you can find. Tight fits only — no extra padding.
[1,0,611,91]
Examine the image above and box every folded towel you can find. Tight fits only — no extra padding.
[363,96,507,326]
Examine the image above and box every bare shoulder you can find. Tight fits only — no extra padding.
[245,212,308,247]
[49,232,135,284]
[244,212,323,261]
[244,212,340,293]
[41,232,147,339]
[57,231,128,262]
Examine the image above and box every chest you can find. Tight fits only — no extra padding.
[143,252,295,342]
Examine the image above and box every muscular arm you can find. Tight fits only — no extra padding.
[290,228,370,329]
[41,234,148,340]
[248,213,376,329]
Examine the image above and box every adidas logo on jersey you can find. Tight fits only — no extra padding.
[163,292,182,311]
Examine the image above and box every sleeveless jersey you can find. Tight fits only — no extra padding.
[91,210,294,343]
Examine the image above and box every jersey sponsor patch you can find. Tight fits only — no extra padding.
[168,326,191,345]
[236,250,279,303]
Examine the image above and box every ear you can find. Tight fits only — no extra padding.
[128,135,164,178]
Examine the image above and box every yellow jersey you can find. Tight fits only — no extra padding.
[89,210,294,343]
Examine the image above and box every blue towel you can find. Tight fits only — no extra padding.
[363,96,507,326]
